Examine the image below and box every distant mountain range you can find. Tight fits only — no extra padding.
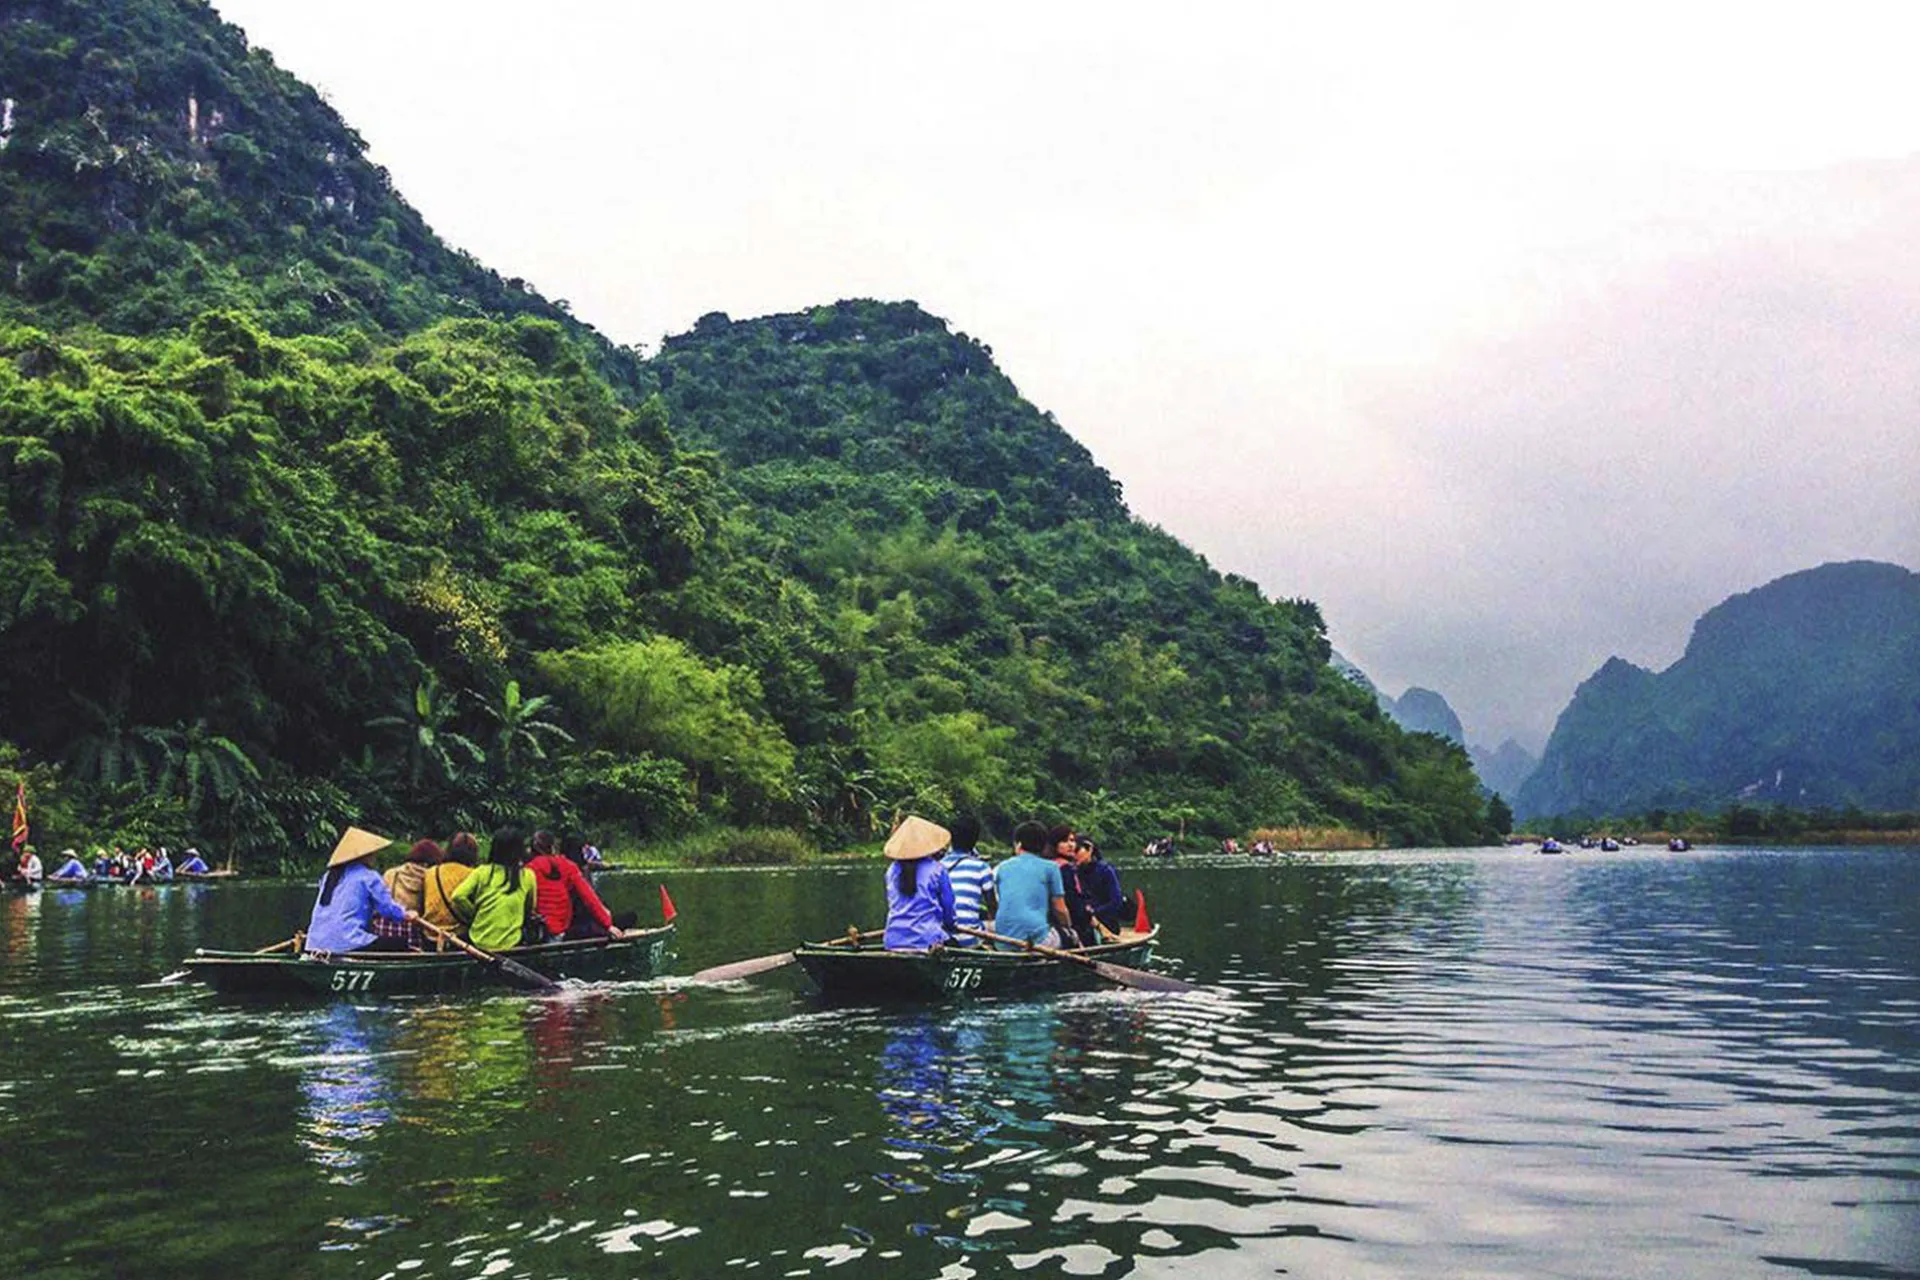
[1331,655,1538,798]
[1516,561,1920,819]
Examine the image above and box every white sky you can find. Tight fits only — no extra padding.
[214,0,1920,750]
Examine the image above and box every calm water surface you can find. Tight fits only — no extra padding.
[1,846,1915,1279]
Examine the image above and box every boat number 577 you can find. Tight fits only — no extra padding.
[944,967,982,991]
[330,970,375,992]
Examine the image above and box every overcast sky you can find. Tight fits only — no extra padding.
[214,0,1920,750]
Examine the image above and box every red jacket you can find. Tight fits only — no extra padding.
[528,854,613,936]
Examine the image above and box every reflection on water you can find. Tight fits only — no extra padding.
[296,1004,396,1180]
[0,848,1916,1279]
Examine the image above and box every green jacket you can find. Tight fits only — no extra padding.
[447,863,536,950]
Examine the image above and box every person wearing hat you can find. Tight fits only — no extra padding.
[177,848,210,876]
[304,827,419,953]
[882,815,957,951]
[15,845,42,886]
[49,848,89,884]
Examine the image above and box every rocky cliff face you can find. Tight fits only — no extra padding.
[1471,738,1537,800]
[1387,687,1465,743]
[1516,561,1920,818]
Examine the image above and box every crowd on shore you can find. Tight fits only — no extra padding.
[879,816,1130,952]
[305,826,633,955]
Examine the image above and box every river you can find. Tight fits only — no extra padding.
[1,845,1914,1279]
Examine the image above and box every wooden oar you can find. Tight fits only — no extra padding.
[956,925,1197,994]
[691,928,868,984]
[417,919,560,993]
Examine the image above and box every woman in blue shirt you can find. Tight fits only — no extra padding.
[304,827,417,953]
[882,815,956,950]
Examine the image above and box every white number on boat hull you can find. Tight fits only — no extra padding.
[945,967,982,991]
[330,969,375,992]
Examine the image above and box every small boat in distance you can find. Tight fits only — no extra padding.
[1668,837,1692,852]
[1539,837,1566,854]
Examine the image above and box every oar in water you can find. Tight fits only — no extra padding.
[692,928,867,984]
[955,925,1197,994]
[417,919,560,993]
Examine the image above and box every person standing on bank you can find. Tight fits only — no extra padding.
[992,821,1071,947]
[940,815,995,945]
[882,815,957,951]
[304,827,419,953]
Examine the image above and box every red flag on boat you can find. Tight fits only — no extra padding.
[659,884,678,924]
[9,781,26,853]
[1132,889,1150,934]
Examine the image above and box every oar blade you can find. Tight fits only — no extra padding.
[691,950,797,984]
[1089,960,1197,994]
[494,955,561,992]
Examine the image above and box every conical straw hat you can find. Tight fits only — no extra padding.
[884,815,950,861]
[327,826,392,868]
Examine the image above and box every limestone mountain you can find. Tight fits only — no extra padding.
[1515,561,1920,819]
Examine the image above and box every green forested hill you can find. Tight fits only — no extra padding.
[0,0,1495,859]
[651,303,1491,845]
[0,0,636,384]
[1516,561,1920,820]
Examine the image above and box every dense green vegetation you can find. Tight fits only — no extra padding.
[1517,562,1920,820]
[0,0,1499,863]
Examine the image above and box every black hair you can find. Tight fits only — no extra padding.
[317,864,348,907]
[1046,824,1076,858]
[560,833,587,867]
[1012,820,1048,854]
[487,825,528,890]
[895,858,920,896]
[949,814,982,851]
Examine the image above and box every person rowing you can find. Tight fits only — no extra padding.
[49,849,88,884]
[177,848,210,876]
[303,827,420,954]
[881,815,956,951]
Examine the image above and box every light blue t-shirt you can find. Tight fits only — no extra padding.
[992,852,1064,945]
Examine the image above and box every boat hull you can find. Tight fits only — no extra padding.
[794,928,1160,1001]
[183,925,676,996]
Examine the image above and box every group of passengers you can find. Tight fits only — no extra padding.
[304,825,635,956]
[881,815,1129,953]
[14,845,212,885]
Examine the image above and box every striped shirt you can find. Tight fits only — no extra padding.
[941,847,994,941]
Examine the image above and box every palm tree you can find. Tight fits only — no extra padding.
[63,689,156,789]
[365,672,485,791]
[471,679,573,781]
[142,719,262,817]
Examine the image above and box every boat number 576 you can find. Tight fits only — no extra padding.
[330,970,375,992]
[945,967,982,991]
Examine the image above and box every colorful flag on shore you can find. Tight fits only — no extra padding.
[9,781,26,853]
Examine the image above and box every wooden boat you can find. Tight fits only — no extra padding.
[182,923,677,996]
[794,925,1161,1001]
